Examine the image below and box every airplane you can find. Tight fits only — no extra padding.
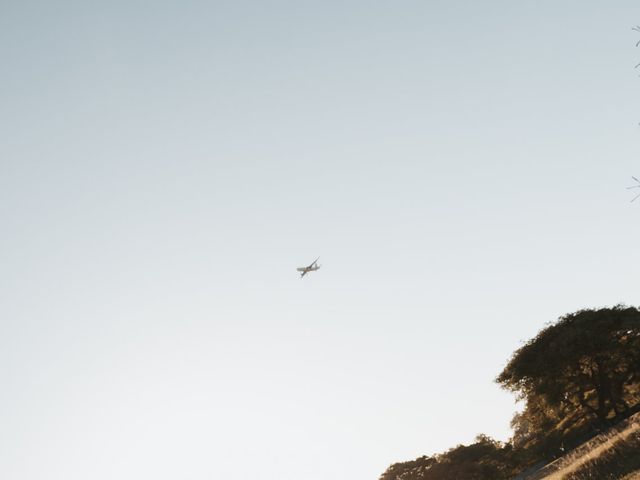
[297,257,321,278]
[627,176,640,202]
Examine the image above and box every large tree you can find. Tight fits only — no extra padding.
[497,306,640,430]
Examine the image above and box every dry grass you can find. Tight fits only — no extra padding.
[538,413,640,480]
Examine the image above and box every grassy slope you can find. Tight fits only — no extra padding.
[518,413,640,480]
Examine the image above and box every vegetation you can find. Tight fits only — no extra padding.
[498,307,640,462]
[378,435,518,480]
[379,306,640,480]
[537,413,640,480]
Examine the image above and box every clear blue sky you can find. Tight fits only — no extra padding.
[1,1,640,479]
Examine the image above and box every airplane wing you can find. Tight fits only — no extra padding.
[309,257,320,268]
[300,270,308,278]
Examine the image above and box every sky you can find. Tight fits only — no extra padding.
[1,1,640,479]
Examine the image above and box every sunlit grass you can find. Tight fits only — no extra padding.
[539,413,640,480]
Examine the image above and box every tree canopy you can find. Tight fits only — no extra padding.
[378,436,517,480]
[497,306,640,428]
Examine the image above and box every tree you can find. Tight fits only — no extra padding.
[496,306,640,431]
[378,436,517,480]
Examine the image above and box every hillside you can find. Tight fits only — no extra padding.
[378,307,640,480]
[515,412,640,480]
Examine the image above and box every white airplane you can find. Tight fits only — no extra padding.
[297,257,321,278]
[627,176,640,202]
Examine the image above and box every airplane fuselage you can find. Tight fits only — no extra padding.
[297,266,320,273]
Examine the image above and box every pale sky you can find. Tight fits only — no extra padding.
[2,1,640,479]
